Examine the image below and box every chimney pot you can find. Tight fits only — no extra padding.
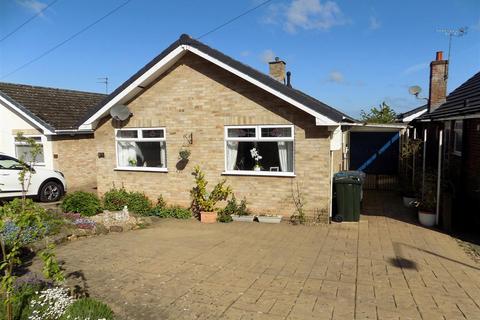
[269,58,286,84]
[436,51,443,61]
[286,71,292,87]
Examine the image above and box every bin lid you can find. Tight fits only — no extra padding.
[333,171,363,184]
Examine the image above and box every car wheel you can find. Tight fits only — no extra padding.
[39,181,63,202]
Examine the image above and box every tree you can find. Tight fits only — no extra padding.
[0,133,63,320]
[360,102,397,123]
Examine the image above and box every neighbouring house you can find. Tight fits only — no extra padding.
[396,104,428,123]
[408,50,480,231]
[0,82,106,192]
[78,34,355,220]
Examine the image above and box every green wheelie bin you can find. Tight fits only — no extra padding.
[333,171,363,222]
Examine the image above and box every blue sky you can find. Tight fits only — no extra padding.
[0,0,479,118]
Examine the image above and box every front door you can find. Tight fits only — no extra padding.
[0,155,23,193]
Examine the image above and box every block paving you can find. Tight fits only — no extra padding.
[33,192,480,319]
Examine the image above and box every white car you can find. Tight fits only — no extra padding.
[0,154,66,202]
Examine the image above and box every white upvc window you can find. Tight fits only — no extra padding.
[115,128,167,172]
[453,120,463,156]
[224,125,295,177]
[14,135,45,165]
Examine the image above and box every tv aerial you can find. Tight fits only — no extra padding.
[437,27,468,61]
[110,104,131,121]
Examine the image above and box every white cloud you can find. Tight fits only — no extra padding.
[17,0,47,15]
[260,49,276,63]
[328,70,344,83]
[264,0,348,33]
[402,62,429,76]
[369,16,381,30]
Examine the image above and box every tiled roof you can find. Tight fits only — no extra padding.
[421,71,480,120]
[0,82,106,130]
[396,104,427,120]
[80,34,355,125]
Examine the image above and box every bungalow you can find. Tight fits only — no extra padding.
[0,82,106,192]
[405,50,480,231]
[418,70,480,231]
[78,34,355,220]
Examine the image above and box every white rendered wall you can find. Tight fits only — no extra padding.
[0,103,54,169]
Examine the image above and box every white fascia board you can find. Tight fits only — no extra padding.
[0,95,54,135]
[80,46,187,128]
[186,46,338,126]
[403,109,427,122]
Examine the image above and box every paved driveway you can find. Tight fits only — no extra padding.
[35,192,480,319]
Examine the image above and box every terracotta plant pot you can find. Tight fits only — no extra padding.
[418,210,436,227]
[200,211,217,223]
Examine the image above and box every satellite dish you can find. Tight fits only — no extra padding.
[408,85,422,97]
[110,104,131,121]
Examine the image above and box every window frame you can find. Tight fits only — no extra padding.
[452,120,463,156]
[114,127,168,172]
[14,135,45,166]
[223,125,295,177]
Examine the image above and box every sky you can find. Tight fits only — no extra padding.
[0,0,479,118]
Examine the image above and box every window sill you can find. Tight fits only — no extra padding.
[114,167,168,173]
[222,171,295,177]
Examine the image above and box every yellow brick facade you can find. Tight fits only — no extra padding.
[52,134,97,192]
[94,53,333,219]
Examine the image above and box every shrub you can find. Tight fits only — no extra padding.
[156,195,167,209]
[149,206,191,219]
[190,166,231,215]
[103,188,130,211]
[0,199,52,247]
[29,287,75,320]
[219,195,250,216]
[60,298,114,320]
[217,211,232,223]
[61,191,102,216]
[103,188,152,215]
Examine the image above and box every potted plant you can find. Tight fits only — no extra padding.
[190,166,231,223]
[128,158,137,167]
[400,176,417,207]
[250,148,262,171]
[414,173,437,227]
[221,196,254,222]
[179,148,191,161]
[257,214,282,224]
[399,139,422,207]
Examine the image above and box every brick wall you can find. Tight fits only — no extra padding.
[94,53,333,219]
[52,134,97,192]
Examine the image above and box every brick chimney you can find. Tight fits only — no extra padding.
[428,51,448,113]
[269,57,286,84]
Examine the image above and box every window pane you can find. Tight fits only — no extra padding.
[142,129,164,138]
[116,130,138,138]
[117,141,166,168]
[15,145,45,163]
[261,127,292,138]
[228,128,256,138]
[0,157,23,170]
[228,141,293,172]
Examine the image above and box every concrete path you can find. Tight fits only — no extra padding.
[34,192,480,319]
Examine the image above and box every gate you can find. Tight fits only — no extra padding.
[349,131,400,191]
